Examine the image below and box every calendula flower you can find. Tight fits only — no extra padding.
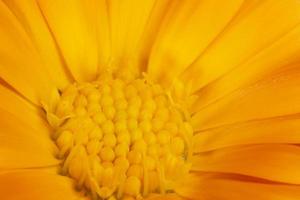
[1,0,300,199]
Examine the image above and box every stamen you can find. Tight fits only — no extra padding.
[47,73,193,200]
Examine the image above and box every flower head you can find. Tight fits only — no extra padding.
[1,0,300,200]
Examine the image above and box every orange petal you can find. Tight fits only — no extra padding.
[0,108,59,170]
[192,144,300,184]
[147,0,243,87]
[194,116,300,152]
[0,170,85,200]
[37,0,100,81]
[0,1,58,105]
[191,65,300,131]
[181,0,300,93]
[2,0,72,89]
[175,173,300,200]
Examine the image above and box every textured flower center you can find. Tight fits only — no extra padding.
[48,74,193,200]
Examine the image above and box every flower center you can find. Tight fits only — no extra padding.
[47,73,193,200]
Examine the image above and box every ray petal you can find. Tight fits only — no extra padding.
[0,170,86,200]
[175,173,300,200]
[194,115,300,152]
[192,144,300,184]
[147,0,243,88]
[0,1,58,106]
[191,63,300,131]
[181,0,300,93]
[37,0,101,81]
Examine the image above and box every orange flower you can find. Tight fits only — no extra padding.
[1,0,300,199]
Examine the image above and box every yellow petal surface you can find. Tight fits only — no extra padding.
[181,0,300,93]
[107,0,157,74]
[192,65,300,131]
[136,0,175,71]
[147,0,243,88]
[192,144,300,184]
[2,0,72,89]
[194,116,300,152]
[0,170,85,200]
[0,107,59,170]
[93,0,111,70]
[0,1,58,105]
[190,23,300,114]
[176,173,300,200]
[37,0,100,81]
[0,84,49,136]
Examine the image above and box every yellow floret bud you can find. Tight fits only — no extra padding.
[92,112,106,124]
[87,91,101,102]
[103,133,117,147]
[100,146,115,162]
[101,95,114,107]
[127,118,138,131]
[103,106,116,120]
[143,132,156,145]
[115,98,128,110]
[170,137,185,155]
[125,84,137,99]
[115,120,127,134]
[157,130,171,145]
[132,139,147,152]
[127,164,143,179]
[130,129,142,142]
[74,94,88,107]
[102,120,114,135]
[88,125,103,140]
[115,143,129,157]
[152,118,164,132]
[86,139,102,155]
[128,150,142,164]
[87,102,101,114]
[117,131,131,144]
[124,176,141,196]
[139,120,152,133]
[115,110,128,121]
[74,106,87,116]
[114,157,130,171]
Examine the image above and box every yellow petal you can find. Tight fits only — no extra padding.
[0,1,58,105]
[194,116,300,152]
[192,144,300,184]
[93,0,111,70]
[191,65,300,131]
[191,24,300,113]
[2,0,72,89]
[175,173,300,200]
[0,170,85,200]
[136,0,174,71]
[37,0,100,81]
[181,0,300,93]
[0,84,49,136]
[0,108,59,170]
[147,0,243,87]
[107,0,157,73]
